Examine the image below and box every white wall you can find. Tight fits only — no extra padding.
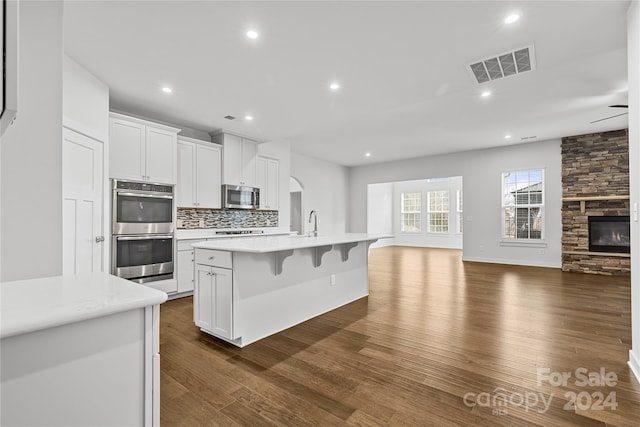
[367,182,393,247]
[258,139,291,230]
[350,139,563,268]
[627,0,640,382]
[1,0,64,281]
[367,182,393,234]
[63,55,109,141]
[291,152,350,235]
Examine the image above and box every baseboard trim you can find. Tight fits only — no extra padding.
[461,256,561,269]
[629,350,640,384]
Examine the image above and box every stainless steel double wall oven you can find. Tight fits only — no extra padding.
[111,180,174,283]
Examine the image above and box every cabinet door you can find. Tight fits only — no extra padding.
[241,139,258,187]
[266,158,279,210]
[145,126,177,184]
[177,249,195,293]
[256,156,267,209]
[196,144,222,208]
[222,134,242,185]
[109,118,145,181]
[256,156,279,210]
[211,266,233,339]
[176,141,196,207]
[194,265,213,330]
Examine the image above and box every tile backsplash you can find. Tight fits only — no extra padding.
[177,208,278,229]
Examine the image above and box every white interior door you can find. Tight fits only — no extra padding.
[63,128,104,274]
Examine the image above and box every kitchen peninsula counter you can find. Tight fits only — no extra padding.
[176,227,291,240]
[192,233,388,253]
[191,233,390,347]
[1,273,167,426]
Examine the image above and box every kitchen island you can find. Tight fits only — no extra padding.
[1,273,167,426]
[192,233,390,347]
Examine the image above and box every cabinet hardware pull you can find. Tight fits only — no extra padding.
[95,236,105,243]
[208,256,214,260]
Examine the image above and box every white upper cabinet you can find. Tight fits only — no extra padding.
[109,113,180,184]
[196,144,222,208]
[240,138,257,187]
[177,136,222,209]
[109,118,145,181]
[211,132,258,187]
[256,155,279,210]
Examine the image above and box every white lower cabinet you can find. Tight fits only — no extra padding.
[177,249,195,293]
[176,239,205,294]
[194,262,233,339]
[1,303,162,427]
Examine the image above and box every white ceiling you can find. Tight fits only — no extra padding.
[64,1,630,167]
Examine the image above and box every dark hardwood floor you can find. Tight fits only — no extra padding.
[160,246,640,426]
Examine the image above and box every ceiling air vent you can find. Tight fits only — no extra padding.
[224,115,236,120]
[468,45,535,84]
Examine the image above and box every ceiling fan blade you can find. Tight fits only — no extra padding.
[609,104,628,108]
[590,112,629,124]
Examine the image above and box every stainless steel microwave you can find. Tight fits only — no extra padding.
[222,184,259,209]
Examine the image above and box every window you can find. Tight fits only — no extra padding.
[401,192,421,232]
[427,190,449,233]
[502,169,544,239]
[457,189,463,234]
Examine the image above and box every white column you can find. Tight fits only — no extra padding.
[0,0,64,281]
[627,0,640,382]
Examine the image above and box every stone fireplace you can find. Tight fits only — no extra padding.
[561,129,630,276]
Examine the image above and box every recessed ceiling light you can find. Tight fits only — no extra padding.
[505,14,520,24]
[161,87,172,93]
[244,115,253,121]
[329,82,340,91]
[481,90,491,98]
[505,134,512,139]
[365,152,371,157]
[246,30,259,39]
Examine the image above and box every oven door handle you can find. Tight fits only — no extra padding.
[115,235,174,241]
[116,192,173,199]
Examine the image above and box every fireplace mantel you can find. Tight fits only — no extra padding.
[562,195,630,213]
[562,250,630,258]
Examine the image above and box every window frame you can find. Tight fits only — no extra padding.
[500,168,545,242]
[427,190,450,234]
[400,191,422,233]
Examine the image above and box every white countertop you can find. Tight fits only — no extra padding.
[1,273,168,339]
[176,227,291,240]
[192,233,393,253]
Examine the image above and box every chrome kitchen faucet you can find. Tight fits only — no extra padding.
[308,210,318,237]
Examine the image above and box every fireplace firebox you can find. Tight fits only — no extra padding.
[588,216,631,253]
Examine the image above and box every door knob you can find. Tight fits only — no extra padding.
[95,236,105,243]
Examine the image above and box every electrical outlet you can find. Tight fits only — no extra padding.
[330,274,336,286]
[538,249,545,255]
[199,219,205,228]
